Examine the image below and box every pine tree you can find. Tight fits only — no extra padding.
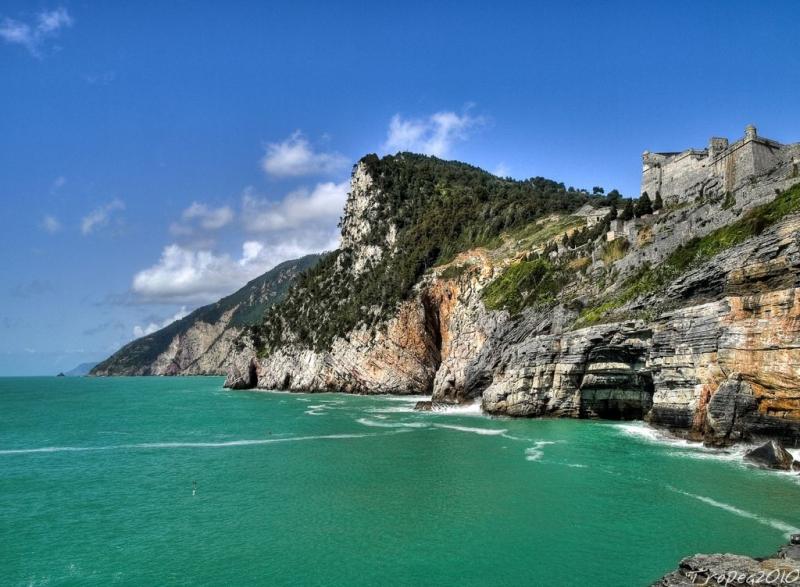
[620,199,634,221]
[653,191,663,211]
[635,193,653,217]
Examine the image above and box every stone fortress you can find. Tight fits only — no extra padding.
[641,124,800,205]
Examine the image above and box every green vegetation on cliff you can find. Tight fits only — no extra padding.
[92,255,319,375]
[253,153,595,353]
[482,257,567,314]
[577,182,800,326]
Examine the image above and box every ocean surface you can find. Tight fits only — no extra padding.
[1,377,799,586]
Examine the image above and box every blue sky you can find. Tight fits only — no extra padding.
[1,0,798,375]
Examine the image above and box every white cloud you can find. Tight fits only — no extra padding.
[0,7,73,56]
[169,202,234,237]
[81,199,124,235]
[261,131,348,177]
[133,306,189,339]
[242,181,348,233]
[131,236,334,304]
[41,215,61,233]
[493,163,511,178]
[383,110,483,158]
[50,176,66,193]
[131,175,348,305]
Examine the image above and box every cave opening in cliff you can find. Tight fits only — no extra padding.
[421,292,444,368]
[247,362,258,388]
[579,373,655,421]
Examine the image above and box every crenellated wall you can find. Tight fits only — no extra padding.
[641,125,798,206]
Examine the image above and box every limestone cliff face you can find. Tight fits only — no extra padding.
[472,213,800,444]
[92,255,319,376]
[226,149,800,445]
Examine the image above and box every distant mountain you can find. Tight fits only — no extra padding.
[91,254,320,376]
[63,362,99,377]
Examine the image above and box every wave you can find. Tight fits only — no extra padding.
[355,418,428,429]
[612,423,800,477]
[430,402,483,416]
[0,433,380,455]
[667,486,800,537]
[525,440,560,461]
[365,406,417,414]
[613,422,745,460]
[373,395,431,402]
[434,424,506,436]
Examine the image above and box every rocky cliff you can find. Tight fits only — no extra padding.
[226,146,800,446]
[91,255,319,376]
[654,536,800,586]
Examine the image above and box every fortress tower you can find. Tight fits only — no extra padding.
[641,125,798,206]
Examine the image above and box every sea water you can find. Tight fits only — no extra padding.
[1,377,798,586]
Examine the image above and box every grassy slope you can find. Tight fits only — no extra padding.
[576,182,800,326]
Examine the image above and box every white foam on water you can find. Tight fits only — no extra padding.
[614,421,743,459]
[0,433,385,455]
[365,406,416,414]
[524,440,559,462]
[430,402,484,416]
[500,433,529,442]
[614,421,693,448]
[565,463,588,469]
[611,422,800,476]
[433,424,507,436]
[304,409,326,416]
[373,395,431,403]
[667,486,800,537]
[355,418,428,429]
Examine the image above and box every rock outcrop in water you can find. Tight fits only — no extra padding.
[744,441,800,471]
[224,127,800,446]
[655,536,800,586]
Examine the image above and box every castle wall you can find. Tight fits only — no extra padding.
[642,150,709,206]
[642,128,797,207]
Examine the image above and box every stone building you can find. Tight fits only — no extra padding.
[574,204,611,227]
[641,125,800,206]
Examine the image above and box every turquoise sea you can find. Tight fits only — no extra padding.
[1,377,799,586]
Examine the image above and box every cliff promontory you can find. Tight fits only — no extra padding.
[91,255,318,376]
[226,126,800,445]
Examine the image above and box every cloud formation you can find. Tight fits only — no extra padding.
[81,199,124,235]
[131,237,333,304]
[0,7,73,56]
[42,215,61,233]
[169,202,234,237]
[261,132,348,177]
[242,181,348,233]
[132,307,189,339]
[383,110,482,158]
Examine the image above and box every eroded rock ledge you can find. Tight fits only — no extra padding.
[226,211,800,446]
[654,536,800,586]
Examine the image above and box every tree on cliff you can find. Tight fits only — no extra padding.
[635,192,653,217]
[620,199,634,221]
[653,191,663,211]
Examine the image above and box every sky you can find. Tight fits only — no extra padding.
[1,0,799,375]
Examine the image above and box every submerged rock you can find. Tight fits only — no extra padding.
[744,440,797,471]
